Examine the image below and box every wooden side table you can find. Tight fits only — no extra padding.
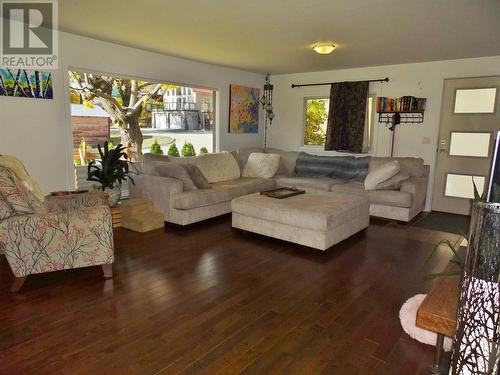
[416,261,460,373]
[110,205,122,228]
[121,199,164,232]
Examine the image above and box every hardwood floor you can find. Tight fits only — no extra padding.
[0,215,460,375]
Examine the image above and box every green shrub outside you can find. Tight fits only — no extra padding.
[167,143,180,157]
[181,142,196,157]
[150,139,163,155]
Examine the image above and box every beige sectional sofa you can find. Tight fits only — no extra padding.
[129,148,429,225]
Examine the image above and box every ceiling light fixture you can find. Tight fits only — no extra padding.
[312,43,336,55]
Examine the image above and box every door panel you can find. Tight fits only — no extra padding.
[432,77,500,215]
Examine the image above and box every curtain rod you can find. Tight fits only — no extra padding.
[291,77,389,88]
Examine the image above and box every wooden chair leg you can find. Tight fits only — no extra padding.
[11,276,27,293]
[101,264,113,279]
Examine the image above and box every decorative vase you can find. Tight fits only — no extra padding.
[449,202,500,375]
[93,183,121,207]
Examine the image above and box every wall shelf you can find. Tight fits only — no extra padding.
[378,111,424,125]
[375,95,427,157]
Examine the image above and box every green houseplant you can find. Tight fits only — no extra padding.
[425,179,485,280]
[199,147,208,155]
[87,142,134,207]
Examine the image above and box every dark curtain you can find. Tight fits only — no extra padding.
[325,81,369,153]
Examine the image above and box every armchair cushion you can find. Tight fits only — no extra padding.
[1,205,114,277]
[0,166,45,215]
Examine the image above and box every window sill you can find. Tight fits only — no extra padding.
[300,145,373,156]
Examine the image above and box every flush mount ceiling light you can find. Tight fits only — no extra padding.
[312,43,336,55]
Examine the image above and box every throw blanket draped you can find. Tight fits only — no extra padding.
[295,152,369,182]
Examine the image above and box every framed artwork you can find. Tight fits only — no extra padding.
[0,68,53,99]
[229,84,259,133]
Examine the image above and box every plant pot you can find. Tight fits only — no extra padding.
[450,202,500,374]
[93,183,121,207]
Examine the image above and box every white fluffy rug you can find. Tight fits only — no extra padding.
[399,294,452,351]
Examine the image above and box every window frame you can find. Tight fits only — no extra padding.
[301,94,376,153]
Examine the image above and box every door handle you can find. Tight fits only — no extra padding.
[438,139,448,153]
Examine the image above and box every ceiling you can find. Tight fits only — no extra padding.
[59,0,500,74]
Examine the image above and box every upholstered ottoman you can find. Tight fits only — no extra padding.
[231,192,369,251]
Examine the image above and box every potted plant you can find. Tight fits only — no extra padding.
[87,142,134,207]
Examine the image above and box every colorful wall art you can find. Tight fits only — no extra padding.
[0,68,53,99]
[229,84,259,133]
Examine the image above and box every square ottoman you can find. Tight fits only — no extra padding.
[231,192,369,251]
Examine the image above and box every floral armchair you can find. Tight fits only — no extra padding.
[0,163,114,292]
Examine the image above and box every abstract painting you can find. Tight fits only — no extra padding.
[0,68,53,99]
[229,84,260,133]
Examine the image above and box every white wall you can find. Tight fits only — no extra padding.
[0,32,265,193]
[269,56,500,210]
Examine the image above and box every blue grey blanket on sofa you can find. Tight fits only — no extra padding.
[295,152,369,182]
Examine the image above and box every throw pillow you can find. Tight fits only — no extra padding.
[364,160,400,190]
[183,164,211,189]
[369,157,426,178]
[195,152,241,183]
[0,166,45,214]
[242,153,281,179]
[375,172,411,190]
[0,155,45,202]
[141,153,170,176]
[153,162,198,191]
[0,197,14,220]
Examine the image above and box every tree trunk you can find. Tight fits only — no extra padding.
[119,113,143,161]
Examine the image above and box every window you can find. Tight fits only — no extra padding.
[449,132,491,157]
[69,69,216,167]
[303,96,375,152]
[303,98,329,146]
[453,88,497,114]
[69,69,216,190]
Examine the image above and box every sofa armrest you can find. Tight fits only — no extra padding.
[128,174,183,220]
[1,206,114,277]
[400,176,428,209]
[45,191,109,212]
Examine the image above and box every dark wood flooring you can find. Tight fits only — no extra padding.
[0,216,460,375]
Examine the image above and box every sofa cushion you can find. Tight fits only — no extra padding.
[242,153,281,179]
[369,157,426,178]
[195,152,241,183]
[330,182,413,208]
[295,152,369,182]
[265,148,299,175]
[364,160,400,190]
[153,162,198,191]
[173,177,275,210]
[276,176,346,192]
